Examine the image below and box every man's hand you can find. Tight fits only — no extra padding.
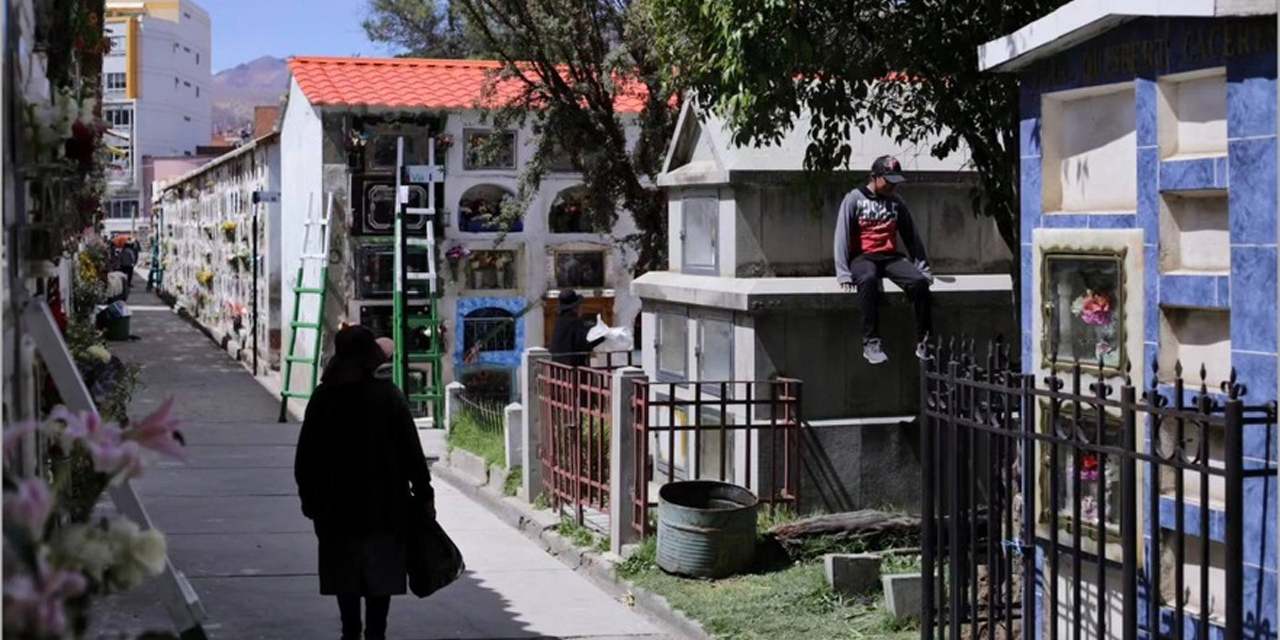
[915,260,935,286]
[840,282,855,292]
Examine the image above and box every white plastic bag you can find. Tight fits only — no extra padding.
[586,314,633,351]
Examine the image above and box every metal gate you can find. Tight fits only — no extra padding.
[920,339,1276,640]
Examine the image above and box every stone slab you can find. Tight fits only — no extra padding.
[824,553,883,597]
[883,573,926,621]
[450,448,490,485]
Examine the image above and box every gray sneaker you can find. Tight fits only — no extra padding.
[863,339,888,365]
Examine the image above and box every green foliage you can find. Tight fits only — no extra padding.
[362,0,682,273]
[447,412,507,468]
[361,0,482,58]
[616,536,657,577]
[504,464,523,496]
[881,552,922,575]
[555,517,602,549]
[647,0,1072,262]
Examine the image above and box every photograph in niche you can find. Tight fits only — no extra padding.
[555,250,605,289]
[1041,252,1124,373]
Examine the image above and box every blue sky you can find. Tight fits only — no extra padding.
[207,0,393,72]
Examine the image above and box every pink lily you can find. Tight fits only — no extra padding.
[2,420,38,458]
[2,557,87,637]
[125,397,187,461]
[2,479,52,534]
[47,406,123,451]
[93,440,146,479]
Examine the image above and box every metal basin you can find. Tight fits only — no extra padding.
[656,480,759,579]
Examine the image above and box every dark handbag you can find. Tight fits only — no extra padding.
[406,501,465,598]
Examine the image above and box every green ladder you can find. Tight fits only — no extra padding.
[392,137,445,424]
[278,193,333,423]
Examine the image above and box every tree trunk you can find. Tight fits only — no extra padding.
[766,510,920,551]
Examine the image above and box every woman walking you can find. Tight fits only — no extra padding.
[294,325,435,640]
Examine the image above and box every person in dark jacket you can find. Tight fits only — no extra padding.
[833,155,935,365]
[549,289,604,367]
[294,325,435,640]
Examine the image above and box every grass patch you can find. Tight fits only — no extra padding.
[447,411,505,469]
[616,508,920,640]
[882,552,922,575]
[626,559,917,640]
[555,518,609,553]
[504,465,522,497]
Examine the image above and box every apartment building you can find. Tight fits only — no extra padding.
[102,0,212,236]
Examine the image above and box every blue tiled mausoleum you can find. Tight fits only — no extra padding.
[982,2,1277,639]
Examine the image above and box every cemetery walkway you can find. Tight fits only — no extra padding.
[92,279,670,640]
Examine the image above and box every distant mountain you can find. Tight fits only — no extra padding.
[211,56,290,134]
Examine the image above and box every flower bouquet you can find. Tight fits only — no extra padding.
[221,221,237,242]
[1070,289,1117,363]
[196,269,214,288]
[434,133,454,153]
[445,245,471,281]
[3,400,187,638]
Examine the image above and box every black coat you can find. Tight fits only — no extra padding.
[549,311,604,368]
[294,375,434,595]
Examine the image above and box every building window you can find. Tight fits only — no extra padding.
[104,107,133,128]
[107,35,126,56]
[463,308,517,353]
[104,72,127,93]
[657,312,688,380]
[106,199,139,220]
[681,196,718,275]
[463,129,516,170]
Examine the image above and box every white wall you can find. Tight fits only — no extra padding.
[279,79,324,361]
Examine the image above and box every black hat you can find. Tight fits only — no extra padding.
[322,325,387,384]
[871,155,906,184]
[558,289,583,310]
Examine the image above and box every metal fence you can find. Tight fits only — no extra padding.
[629,379,803,538]
[920,338,1277,640]
[455,389,505,435]
[535,351,636,528]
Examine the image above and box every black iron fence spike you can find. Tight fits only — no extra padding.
[1175,359,1183,377]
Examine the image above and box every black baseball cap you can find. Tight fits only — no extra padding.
[871,155,906,184]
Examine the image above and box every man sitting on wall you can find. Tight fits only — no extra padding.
[834,155,935,365]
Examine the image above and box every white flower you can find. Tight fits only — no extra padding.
[53,524,115,583]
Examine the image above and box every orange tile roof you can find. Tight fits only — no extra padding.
[287,56,650,113]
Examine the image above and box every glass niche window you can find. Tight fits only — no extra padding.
[463,129,516,170]
[549,186,591,233]
[1040,250,1126,375]
[697,318,733,384]
[462,307,517,353]
[554,250,605,289]
[458,184,522,233]
[657,312,688,380]
[463,250,517,290]
[681,196,718,275]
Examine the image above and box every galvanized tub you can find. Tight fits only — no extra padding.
[656,480,759,579]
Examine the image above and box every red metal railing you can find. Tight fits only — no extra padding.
[535,351,635,528]
[629,379,803,537]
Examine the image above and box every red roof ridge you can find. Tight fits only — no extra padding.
[288,56,503,69]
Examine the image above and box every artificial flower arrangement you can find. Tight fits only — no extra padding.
[444,245,472,282]
[2,399,187,638]
[221,221,237,241]
[1070,289,1113,327]
[434,133,454,153]
[195,269,214,288]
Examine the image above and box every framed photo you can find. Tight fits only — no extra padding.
[1039,249,1127,375]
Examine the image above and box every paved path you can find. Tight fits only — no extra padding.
[92,282,670,640]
